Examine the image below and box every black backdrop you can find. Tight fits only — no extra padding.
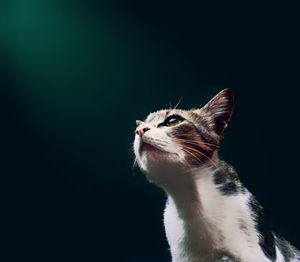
[1,1,299,261]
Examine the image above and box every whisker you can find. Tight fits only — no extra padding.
[132,158,138,176]
[176,139,219,148]
[181,148,204,166]
[184,140,219,148]
[181,145,218,170]
[173,97,183,110]
[174,138,219,149]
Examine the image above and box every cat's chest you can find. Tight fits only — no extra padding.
[163,198,226,262]
[163,177,227,248]
[163,181,270,262]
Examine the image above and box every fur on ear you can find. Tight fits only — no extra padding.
[195,89,234,135]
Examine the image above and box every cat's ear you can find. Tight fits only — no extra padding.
[194,89,234,135]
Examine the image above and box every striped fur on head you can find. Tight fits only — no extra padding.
[133,89,234,172]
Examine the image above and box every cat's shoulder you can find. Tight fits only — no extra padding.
[213,161,246,196]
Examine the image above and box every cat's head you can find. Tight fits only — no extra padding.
[133,89,234,179]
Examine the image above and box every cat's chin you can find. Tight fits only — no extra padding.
[140,143,177,162]
[138,143,182,179]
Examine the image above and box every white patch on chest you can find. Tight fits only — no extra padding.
[163,168,272,262]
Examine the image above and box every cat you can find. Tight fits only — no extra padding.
[133,89,300,262]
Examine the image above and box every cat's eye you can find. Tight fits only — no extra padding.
[166,118,182,127]
[158,115,184,128]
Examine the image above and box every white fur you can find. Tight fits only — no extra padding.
[163,167,275,262]
[275,246,284,262]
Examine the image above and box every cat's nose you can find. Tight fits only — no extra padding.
[136,125,150,137]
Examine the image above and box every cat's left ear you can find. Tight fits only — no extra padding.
[194,89,234,135]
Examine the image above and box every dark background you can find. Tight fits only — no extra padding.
[1,1,299,261]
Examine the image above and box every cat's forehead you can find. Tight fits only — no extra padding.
[145,109,191,125]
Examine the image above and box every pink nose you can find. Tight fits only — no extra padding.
[136,126,150,137]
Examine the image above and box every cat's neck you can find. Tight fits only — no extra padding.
[162,166,224,261]
[162,164,269,262]
[161,166,212,220]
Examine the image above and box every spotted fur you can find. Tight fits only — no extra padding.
[133,89,299,261]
